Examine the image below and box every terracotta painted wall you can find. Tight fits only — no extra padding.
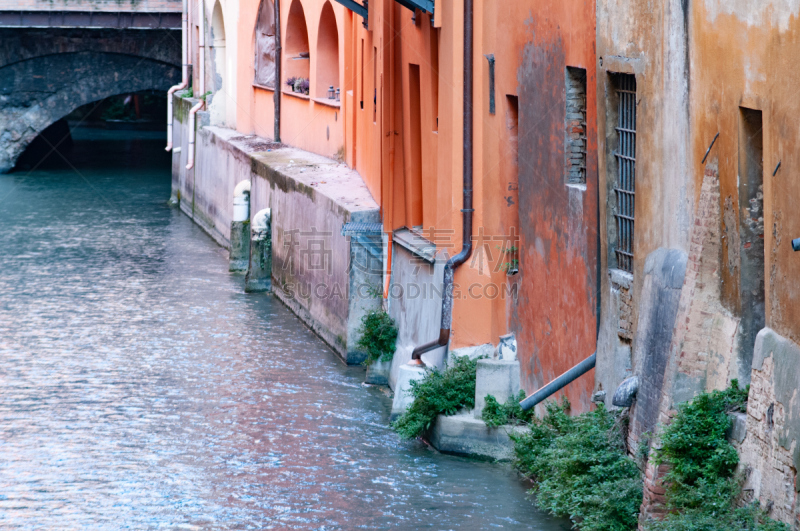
[500,0,598,413]
[341,0,598,411]
[236,0,346,159]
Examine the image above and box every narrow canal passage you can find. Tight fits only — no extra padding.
[0,128,567,530]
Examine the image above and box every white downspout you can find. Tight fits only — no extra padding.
[186,0,206,170]
[166,0,189,152]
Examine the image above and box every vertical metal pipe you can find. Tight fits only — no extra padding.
[273,0,282,142]
[410,0,473,364]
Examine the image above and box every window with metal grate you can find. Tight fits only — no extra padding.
[614,74,636,273]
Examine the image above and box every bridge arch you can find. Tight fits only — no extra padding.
[0,51,179,173]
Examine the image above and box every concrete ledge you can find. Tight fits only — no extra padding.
[171,94,382,364]
[427,411,528,461]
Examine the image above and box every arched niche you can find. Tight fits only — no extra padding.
[315,2,339,98]
[210,0,227,124]
[253,0,276,88]
[284,0,310,87]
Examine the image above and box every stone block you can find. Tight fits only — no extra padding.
[427,411,528,461]
[390,364,426,421]
[244,209,271,293]
[727,412,747,444]
[447,343,494,367]
[474,359,520,419]
[229,220,250,272]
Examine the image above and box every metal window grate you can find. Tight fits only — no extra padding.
[614,74,636,273]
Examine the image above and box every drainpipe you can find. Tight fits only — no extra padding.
[273,0,282,142]
[409,0,474,365]
[165,0,189,151]
[186,0,206,171]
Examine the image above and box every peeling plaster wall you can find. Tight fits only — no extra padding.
[595,0,696,410]
[691,0,800,348]
[739,328,800,526]
[598,0,800,522]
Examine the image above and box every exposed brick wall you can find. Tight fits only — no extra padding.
[565,67,587,185]
[672,163,740,387]
[739,355,798,525]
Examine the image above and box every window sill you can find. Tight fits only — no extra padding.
[253,83,275,92]
[609,268,633,289]
[392,227,437,263]
[566,182,587,192]
[312,97,341,108]
[282,89,310,100]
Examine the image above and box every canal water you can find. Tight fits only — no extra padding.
[0,128,568,530]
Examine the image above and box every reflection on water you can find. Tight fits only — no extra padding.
[0,127,568,530]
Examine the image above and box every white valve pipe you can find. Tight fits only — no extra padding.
[186,0,207,170]
[166,0,189,152]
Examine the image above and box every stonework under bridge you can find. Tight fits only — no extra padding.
[0,11,181,172]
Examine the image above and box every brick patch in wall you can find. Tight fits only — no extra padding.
[565,66,587,185]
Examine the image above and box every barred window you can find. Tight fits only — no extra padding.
[613,74,636,273]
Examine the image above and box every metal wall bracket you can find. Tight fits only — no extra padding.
[485,54,495,115]
[394,0,434,14]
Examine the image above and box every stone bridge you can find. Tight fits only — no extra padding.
[0,0,182,172]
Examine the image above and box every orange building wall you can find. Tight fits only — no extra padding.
[237,0,347,160]
[342,0,597,411]
[226,0,598,411]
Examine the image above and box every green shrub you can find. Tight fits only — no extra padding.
[511,400,642,531]
[392,356,478,439]
[645,380,788,531]
[482,390,535,427]
[356,309,398,366]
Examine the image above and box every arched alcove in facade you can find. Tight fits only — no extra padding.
[253,0,276,87]
[284,0,310,87]
[210,1,227,124]
[315,2,339,99]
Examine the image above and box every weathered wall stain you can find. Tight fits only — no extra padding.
[512,8,598,413]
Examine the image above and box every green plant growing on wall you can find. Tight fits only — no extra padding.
[356,309,398,367]
[392,356,479,439]
[495,244,519,274]
[644,381,788,531]
[482,390,534,427]
[511,400,642,531]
